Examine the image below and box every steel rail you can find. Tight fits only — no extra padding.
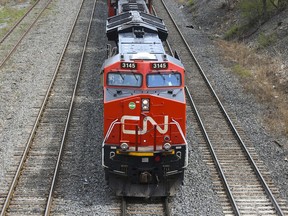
[164,197,171,216]
[156,2,237,213]
[121,197,127,216]
[0,0,41,44]
[121,197,170,216]
[44,0,97,214]
[0,1,85,215]
[160,0,284,215]
[0,0,52,69]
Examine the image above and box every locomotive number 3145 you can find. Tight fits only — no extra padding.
[121,62,137,69]
[152,62,168,69]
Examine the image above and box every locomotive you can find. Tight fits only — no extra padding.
[101,0,188,197]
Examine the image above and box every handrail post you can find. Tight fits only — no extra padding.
[136,125,139,151]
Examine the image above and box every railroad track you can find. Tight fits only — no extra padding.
[154,0,288,215]
[121,197,171,216]
[0,0,97,214]
[0,0,52,69]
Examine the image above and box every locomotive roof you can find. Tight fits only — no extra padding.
[106,11,168,41]
[119,32,165,54]
[102,52,184,71]
[103,28,184,69]
[102,2,183,70]
[118,0,149,14]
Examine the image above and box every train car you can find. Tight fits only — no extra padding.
[101,0,188,197]
[107,0,153,17]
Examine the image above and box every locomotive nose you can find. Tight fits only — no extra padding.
[139,171,153,184]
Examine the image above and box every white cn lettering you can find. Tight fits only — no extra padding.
[121,115,169,135]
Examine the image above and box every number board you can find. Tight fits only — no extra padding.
[151,62,168,70]
[121,62,137,69]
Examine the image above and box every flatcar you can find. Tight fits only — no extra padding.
[101,0,188,197]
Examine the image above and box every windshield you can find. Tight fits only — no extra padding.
[147,72,181,87]
[107,72,142,87]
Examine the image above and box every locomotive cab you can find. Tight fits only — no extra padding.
[102,53,187,197]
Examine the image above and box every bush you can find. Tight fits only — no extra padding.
[257,32,276,48]
[278,0,288,10]
[239,0,276,24]
[232,64,252,77]
[187,0,194,6]
[224,25,240,39]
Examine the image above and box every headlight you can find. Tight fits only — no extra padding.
[163,143,171,151]
[142,98,150,111]
[120,142,129,151]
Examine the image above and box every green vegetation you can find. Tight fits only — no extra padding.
[0,7,26,23]
[0,6,27,38]
[224,0,288,40]
[224,24,253,40]
[257,32,277,48]
[218,40,288,136]
[238,0,288,25]
[187,0,194,6]
[239,0,275,24]
[224,25,240,39]
[232,64,252,77]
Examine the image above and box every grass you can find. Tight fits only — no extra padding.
[216,39,288,136]
[257,32,277,49]
[224,0,281,40]
[224,22,255,40]
[0,7,26,24]
[187,0,195,6]
[239,0,276,24]
[232,64,252,77]
[0,5,28,38]
[224,25,240,40]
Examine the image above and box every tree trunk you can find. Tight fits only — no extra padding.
[262,0,267,19]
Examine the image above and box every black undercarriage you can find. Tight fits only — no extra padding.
[103,145,187,197]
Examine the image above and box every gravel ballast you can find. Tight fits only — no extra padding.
[0,0,287,215]
[0,0,82,201]
[164,0,288,203]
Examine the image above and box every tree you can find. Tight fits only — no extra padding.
[224,0,239,9]
[239,0,286,24]
[262,0,267,18]
[266,0,288,10]
[277,0,288,10]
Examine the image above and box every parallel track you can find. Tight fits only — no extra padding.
[0,0,52,69]
[0,0,96,214]
[154,0,288,215]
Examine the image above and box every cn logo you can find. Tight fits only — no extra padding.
[121,115,169,135]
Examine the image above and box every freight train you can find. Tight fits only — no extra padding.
[101,0,188,197]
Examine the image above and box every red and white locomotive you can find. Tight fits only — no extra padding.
[102,0,188,197]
